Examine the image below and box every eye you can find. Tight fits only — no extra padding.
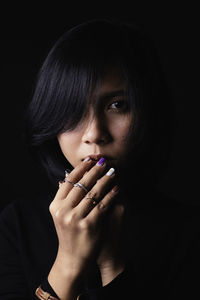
[107,99,127,111]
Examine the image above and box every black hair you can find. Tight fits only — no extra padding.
[25,18,174,186]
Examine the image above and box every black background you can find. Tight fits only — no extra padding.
[0,2,199,211]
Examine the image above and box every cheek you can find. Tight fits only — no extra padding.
[57,132,79,158]
[111,116,132,143]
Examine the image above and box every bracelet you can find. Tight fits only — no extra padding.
[35,285,59,300]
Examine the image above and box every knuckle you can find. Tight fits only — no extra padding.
[49,202,55,214]
[51,208,77,228]
[79,164,106,189]
[77,179,87,188]
[93,164,106,175]
[118,204,125,215]
[86,190,98,199]
[63,211,77,227]
[79,219,92,231]
[96,171,114,188]
[88,164,105,178]
[74,159,93,175]
[49,201,58,215]
[52,207,64,221]
[97,202,107,211]
[97,192,114,211]
[106,192,114,201]
[65,175,75,186]
[96,176,105,185]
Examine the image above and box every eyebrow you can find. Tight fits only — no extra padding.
[100,89,126,100]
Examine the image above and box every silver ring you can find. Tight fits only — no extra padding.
[74,182,88,193]
[65,178,75,185]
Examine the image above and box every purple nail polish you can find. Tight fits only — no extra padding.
[97,157,105,166]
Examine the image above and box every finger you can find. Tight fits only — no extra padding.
[66,158,107,207]
[86,185,119,224]
[75,168,115,217]
[55,158,95,200]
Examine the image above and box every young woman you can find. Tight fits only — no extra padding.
[0,19,199,300]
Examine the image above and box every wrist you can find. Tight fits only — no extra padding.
[48,256,83,300]
[53,248,86,279]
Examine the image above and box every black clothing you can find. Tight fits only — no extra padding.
[0,189,200,299]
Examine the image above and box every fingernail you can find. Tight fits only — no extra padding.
[65,169,71,177]
[59,180,65,187]
[106,168,115,176]
[83,157,91,162]
[112,185,119,193]
[96,157,105,166]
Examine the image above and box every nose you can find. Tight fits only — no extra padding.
[82,116,111,145]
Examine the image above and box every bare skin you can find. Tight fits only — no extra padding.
[48,159,124,299]
[48,69,133,299]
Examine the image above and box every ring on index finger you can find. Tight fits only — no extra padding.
[65,178,76,186]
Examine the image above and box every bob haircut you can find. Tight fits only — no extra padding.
[25,18,174,186]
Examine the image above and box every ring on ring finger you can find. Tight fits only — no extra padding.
[86,195,98,206]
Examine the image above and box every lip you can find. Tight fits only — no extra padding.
[82,154,114,162]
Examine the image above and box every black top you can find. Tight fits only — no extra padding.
[0,188,200,300]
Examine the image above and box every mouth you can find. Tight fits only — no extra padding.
[82,154,115,163]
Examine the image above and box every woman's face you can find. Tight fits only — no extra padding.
[57,68,134,169]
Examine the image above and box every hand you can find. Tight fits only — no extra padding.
[48,158,119,299]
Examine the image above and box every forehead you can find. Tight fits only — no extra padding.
[98,67,127,96]
[84,67,127,112]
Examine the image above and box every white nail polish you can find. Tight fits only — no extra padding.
[106,168,115,176]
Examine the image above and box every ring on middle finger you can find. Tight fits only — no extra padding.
[73,182,88,193]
